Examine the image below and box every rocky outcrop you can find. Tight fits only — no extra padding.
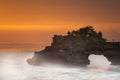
[27,26,120,65]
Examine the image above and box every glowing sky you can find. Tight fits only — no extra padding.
[0,0,120,47]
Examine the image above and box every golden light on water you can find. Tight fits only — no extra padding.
[0,0,120,80]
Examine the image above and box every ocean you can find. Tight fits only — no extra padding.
[0,52,120,80]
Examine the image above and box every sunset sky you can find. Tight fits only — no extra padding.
[0,0,120,50]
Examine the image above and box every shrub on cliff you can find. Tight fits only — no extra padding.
[51,26,106,54]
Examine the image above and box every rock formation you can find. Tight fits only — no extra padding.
[27,26,120,65]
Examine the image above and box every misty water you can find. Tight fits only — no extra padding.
[0,52,120,80]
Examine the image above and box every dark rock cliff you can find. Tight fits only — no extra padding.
[27,26,120,65]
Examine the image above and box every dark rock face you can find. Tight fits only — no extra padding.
[27,26,120,65]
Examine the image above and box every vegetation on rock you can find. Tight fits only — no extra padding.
[33,26,107,64]
[46,26,106,54]
[27,26,120,65]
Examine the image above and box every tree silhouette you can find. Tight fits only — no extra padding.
[66,26,106,53]
[98,32,103,38]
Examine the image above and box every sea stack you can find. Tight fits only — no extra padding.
[27,26,120,65]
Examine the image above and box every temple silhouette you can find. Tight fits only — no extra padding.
[27,26,120,65]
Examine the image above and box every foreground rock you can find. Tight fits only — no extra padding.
[27,26,120,66]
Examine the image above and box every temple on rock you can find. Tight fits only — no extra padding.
[27,26,120,65]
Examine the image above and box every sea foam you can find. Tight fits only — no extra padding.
[87,54,111,69]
